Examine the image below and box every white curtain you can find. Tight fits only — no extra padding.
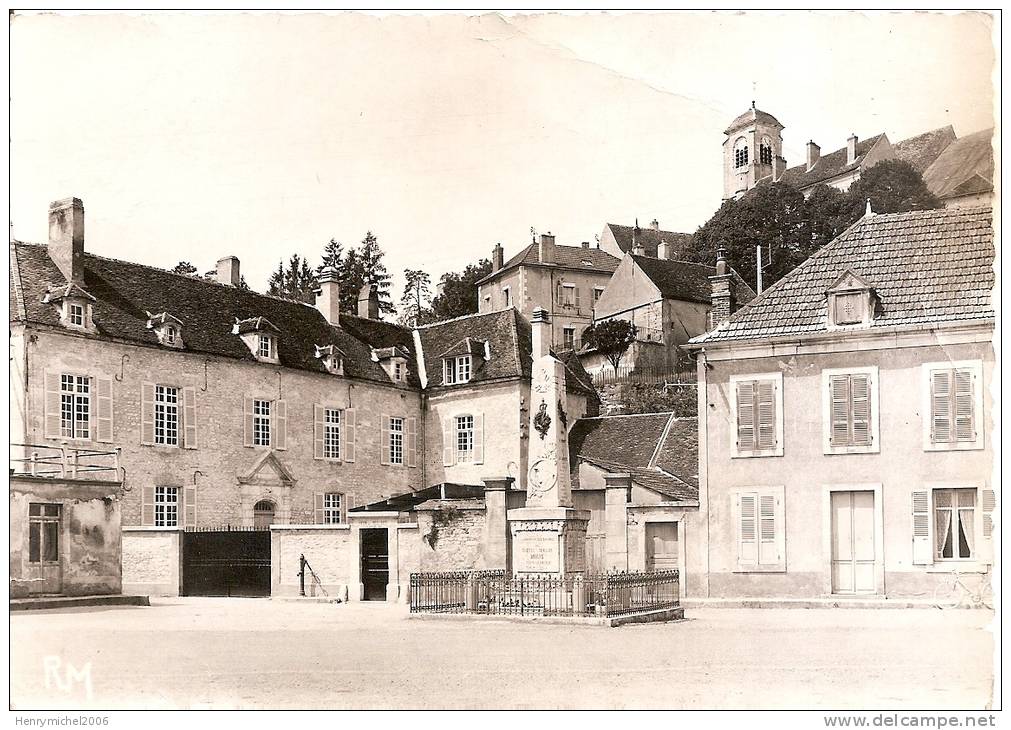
[935,509,953,558]
[959,509,975,556]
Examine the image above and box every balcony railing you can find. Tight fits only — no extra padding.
[9,443,122,482]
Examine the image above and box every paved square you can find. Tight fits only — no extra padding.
[10,598,994,709]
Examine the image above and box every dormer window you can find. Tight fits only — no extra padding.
[258,334,274,359]
[444,355,472,385]
[68,303,85,327]
[234,317,281,363]
[43,283,97,333]
[827,270,879,329]
[371,345,410,384]
[315,344,345,376]
[146,312,185,348]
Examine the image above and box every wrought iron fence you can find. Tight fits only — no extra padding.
[9,443,122,481]
[409,569,679,618]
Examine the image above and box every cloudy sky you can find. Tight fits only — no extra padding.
[10,11,995,307]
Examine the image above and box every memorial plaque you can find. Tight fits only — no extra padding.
[515,532,559,573]
[564,535,586,573]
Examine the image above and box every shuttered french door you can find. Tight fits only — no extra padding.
[830,491,876,594]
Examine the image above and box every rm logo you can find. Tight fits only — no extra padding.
[43,656,93,700]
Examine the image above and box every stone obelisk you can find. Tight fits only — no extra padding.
[507,308,590,576]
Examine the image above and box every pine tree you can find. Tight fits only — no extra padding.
[400,268,433,326]
[267,254,316,302]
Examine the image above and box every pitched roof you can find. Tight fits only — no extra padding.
[892,125,957,174]
[922,128,994,200]
[630,254,758,306]
[9,241,418,387]
[779,134,885,190]
[604,224,693,259]
[350,483,485,512]
[690,206,994,345]
[478,242,620,284]
[725,106,783,135]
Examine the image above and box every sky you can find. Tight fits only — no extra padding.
[9,11,996,310]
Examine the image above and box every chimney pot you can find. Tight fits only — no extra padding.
[806,141,821,172]
[357,283,380,319]
[531,307,552,361]
[315,266,341,327]
[657,240,671,260]
[216,256,241,287]
[48,197,85,285]
[847,134,858,165]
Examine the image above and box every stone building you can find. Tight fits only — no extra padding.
[597,220,693,261]
[686,205,995,599]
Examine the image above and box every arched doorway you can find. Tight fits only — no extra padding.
[253,500,276,530]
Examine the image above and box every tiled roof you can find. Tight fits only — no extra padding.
[725,107,783,134]
[922,128,994,200]
[9,241,419,387]
[630,255,757,306]
[690,206,994,345]
[350,483,485,512]
[604,224,694,259]
[779,134,884,190]
[653,417,699,490]
[479,242,620,284]
[893,126,957,174]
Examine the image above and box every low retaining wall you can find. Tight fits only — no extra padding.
[122,527,182,596]
[270,525,353,600]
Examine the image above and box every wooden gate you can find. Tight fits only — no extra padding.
[182,528,271,597]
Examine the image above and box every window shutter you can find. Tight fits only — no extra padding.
[850,373,871,446]
[736,381,755,450]
[574,287,582,309]
[141,383,156,446]
[141,486,155,526]
[758,493,777,565]
[314,493,325,524]
[243,396,255,447]
[953,369,975,442]
[981,488,996,563]
[343,408,356,463]
[344,494,355,523]
[829,375,850,446]
[44,372,61,439]
[930,371,952,444]
[442,417,454,466]
[183,486,196,529]
[407,417,418,468]
[380,414,391,465]
[473,413,485,465]
[94,377,114,443]
[911,489,932,565]
[182,386,197,449]
[756,381,776,450]
[313,405,325,460]
[274,400,287,450]
[738,493,757,565]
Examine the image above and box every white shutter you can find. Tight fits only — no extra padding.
[738,492,757,566]
[756,380,776,450]
[141,486,155,526]
[981,488,996,563]
[343,408,356,463]
[44,372,62,439]
[182,386,197,449]
[183,486,196,529]
[736,381,755,450]
[94,377,114,443]
[911,489,933,565]
[407,417,418,468]
[141,383,156,445]
[442,417,455,466]
[574,287,582,310]
[243,396,255,447]
[930,371,952,444]
[313,405,325,460]
[274,400,287,450]
[380,415,391,465]
[953,369,975,442]
[473,413,484,465]
[829,375,850,446]
[850,373,871,446]
[758,493,777,565]
[314,493,326,524]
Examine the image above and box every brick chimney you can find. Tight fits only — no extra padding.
[708,247,737,329]
[846,134,858,165]
[216,256,241,287]
[48,198,85,285]
[531,307,552,361]
[773,154,786,182]
[657,239,671,260]
[357,283,380,319]
[538,233,555,264]
[492,243,504,272]
[806,141,821,172]
[315,266,341,326]
[581,241,590,249]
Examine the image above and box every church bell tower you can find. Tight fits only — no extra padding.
[722,102,786,200]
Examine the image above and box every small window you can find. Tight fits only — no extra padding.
[503,287,512,308]
[731,373,783,457]
[563,327,575,350]
[833,292,865,325]
[389,417,404,465]
[28,503,61,564]
[258,335,274,359]
[253,399,272,447]
[323,493,343,524]
[393,361,404,382]
[593,287,605,304]
[561,284,576,307]
[68,303,85,327]
[154,385,180,446]
[253,500,275,529]
[926,364,981,450]
[165,325,177,345]
[323,408,341,460]
[60,374,90,440]
[455,415,474,463]
[444,355,472,385]
[934,488,976,560]
[823,367,879,455]
[154,486,179,528]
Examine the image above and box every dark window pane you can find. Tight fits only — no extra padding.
[43,521,60,562]
[44,504,61,517]
[29,504,42,516]
[29,522,41,562]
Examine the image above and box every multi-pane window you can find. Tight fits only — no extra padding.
[258,335,273,359]
[444,356,472,385]
[828,374,872,447]
[563,328,575,350]
[323,492,343,524]
[455,415,474,463]
[389,417,404,465]
[734,139,749,168]
[759,139,773,165]
[154,486,179,528]
[930,368,976,445]
[28,504,61,563]
[561,284,576,306]
[165,325,177,345]
[733,376,780,456]
[154,385,180,446]
[323,408,341,460]
[253,399,272,447]
[68,303,85,327]
[60,375,90,440]
[934,488,976,560]
[394,361,404,382]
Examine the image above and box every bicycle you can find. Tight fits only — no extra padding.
[933,567,993,609]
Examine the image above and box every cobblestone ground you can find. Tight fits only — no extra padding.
[10,598,994,710]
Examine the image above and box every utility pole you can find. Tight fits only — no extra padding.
[756,244,763,294]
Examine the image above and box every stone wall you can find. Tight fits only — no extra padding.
[122,528,181,595]
[270,525,353,599]
[416,503,489,572]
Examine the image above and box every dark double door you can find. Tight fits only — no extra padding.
[182,529,271,597]
[360,528,389,601]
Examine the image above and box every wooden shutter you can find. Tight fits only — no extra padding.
[182,386,197,449]
[94,377,114,443]
[407,417,418,468]
[313,405,325,460]
[183,486,196,529]
[343,408,356,463]
[829,375,850,446]
[442,417,455,466]
[243,396,255,447]
[344,494,355,523]
[911,489,932,565]
[141,486,155,526]
[758,493,777,565]
[850,373,871,446]
[738,492,757,565]
[274,400,287,450]
[141,383,156,446]
[314,493,325,524]
[736,381,755,450]
[473,413,485,465]
[981,488,996,563]
[380,415,391,465]
[44,372,62,439]
[755,380,776,450]
[953,369,975,442]
[930,370,952,444]
[574,287,582,309]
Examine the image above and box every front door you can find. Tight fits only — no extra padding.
[360,528,389,601]
[27,503,63,594]
[831,491,876,594]
[646,522,679,572]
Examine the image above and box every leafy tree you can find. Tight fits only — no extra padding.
[583,319,638,374]
[400,268,433,326]
[172,261,199,276]
[846,159,941,217]
[430,258,493,321]
[267,254,316,303]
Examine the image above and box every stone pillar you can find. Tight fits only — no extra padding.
[604,473,631,572]
[482,477,514,571]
